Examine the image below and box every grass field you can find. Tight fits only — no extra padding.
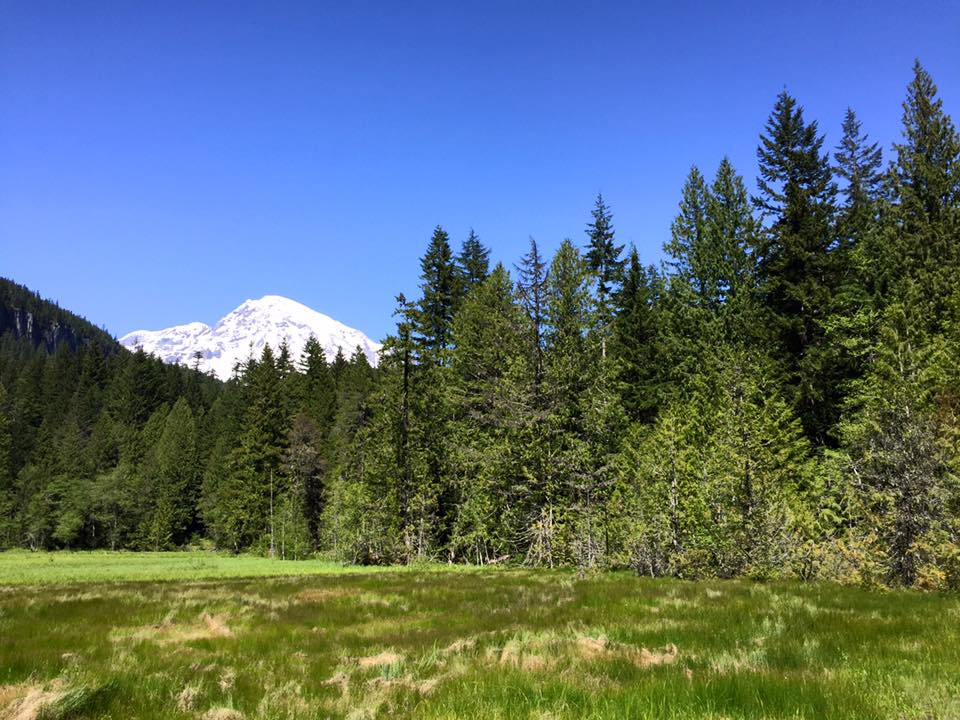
[0,551,461,586]
[1,553,958,719]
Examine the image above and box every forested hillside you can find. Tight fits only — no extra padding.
[1,61,958,589]
[0,278,119,353]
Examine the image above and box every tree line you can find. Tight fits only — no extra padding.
[1,61,958,588]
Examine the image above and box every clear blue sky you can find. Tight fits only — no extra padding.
[2,1,958,342]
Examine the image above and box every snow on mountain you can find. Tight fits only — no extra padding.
[120,295,381,380]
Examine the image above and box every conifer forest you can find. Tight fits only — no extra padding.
[3,61,960,591]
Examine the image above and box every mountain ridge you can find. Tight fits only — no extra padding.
[0,277,120,354]
[120,295,381,379]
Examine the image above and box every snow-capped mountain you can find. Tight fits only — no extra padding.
[120,295,381,379]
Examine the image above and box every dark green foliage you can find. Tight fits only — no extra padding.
[885,61,960,331]
[665,167,713,304]
[417,225,459,362]
[457,228,491,295]
[447,264,529,562]
[615,348,811,579]
[146,398,198,548]
[0,383,14,546]
[0,277,119,354]
[584,194,624,329]
[754,90,840,443]
[2,60,959,588]
[611,249,660,423]
[0,286,221,551]
[707,158,758,315]
[835,108,883,250]
[893,61,960,229]
[841,301,959,586]
[515,237,549,395]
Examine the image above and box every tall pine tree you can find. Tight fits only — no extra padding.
[417,226,459,363]
[754,90,838,442]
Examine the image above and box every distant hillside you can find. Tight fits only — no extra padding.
[0,277,120,353]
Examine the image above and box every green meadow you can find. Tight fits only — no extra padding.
[0,551,460,587]
[1,552,958,720]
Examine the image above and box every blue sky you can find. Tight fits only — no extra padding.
[2,1,958,342]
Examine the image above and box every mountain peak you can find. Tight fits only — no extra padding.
[241,294,304,309]
[120,296,381,379]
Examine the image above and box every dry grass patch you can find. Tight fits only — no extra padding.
[218,667,236,693]
[356,591,405,609]
[323,671,351,695]
[495,631,562,672]
[175,684,200,712]
[575,633,679,668]
[488,630,682,678]
[201,708,244,720]
[710,643,767,673]
[0,681,67,720]
[115,612,234,644]
[255,680,311,718]
[632,643,679,668]
[357,650,403,669]
[442,636,477,655]
[294,587,355,603]
[575,634,610,660]
[349,613,431,639]
[367,673,447,697]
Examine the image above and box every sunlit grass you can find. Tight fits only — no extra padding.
[0,550,464,586]
[1,556,958,719]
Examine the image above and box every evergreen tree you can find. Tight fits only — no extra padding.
[0,384,14,546]
[448,264,528,562]
[585,195,624,352]
[392,294,417,539]
[330,346,348,385]
[73,343,108,433]
[219,346,288,550]
[842,300,959,587]
[823,109,885,446]
[754,90,838,442]
[133,403,171,545]
[887,61,960,327]
[615,399,706,577]
[665,167,716,308]
[457,229,491,295]
[544,240,594,417]
[147,398,198,549]
[702,349,812,578]
[706,158,758,315]
[660,160,760,383]
[659,172,719,399]
[282,413,325,555]
[539,240,595,564]
[893,61,960,230]
[299,336,336,432]
[85,411,119,478]
[417,225,459,362]
[612,249,661,423]
[835,107,883,250]
[515,237,549,397]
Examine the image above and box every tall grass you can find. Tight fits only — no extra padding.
[0,558,957,718]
